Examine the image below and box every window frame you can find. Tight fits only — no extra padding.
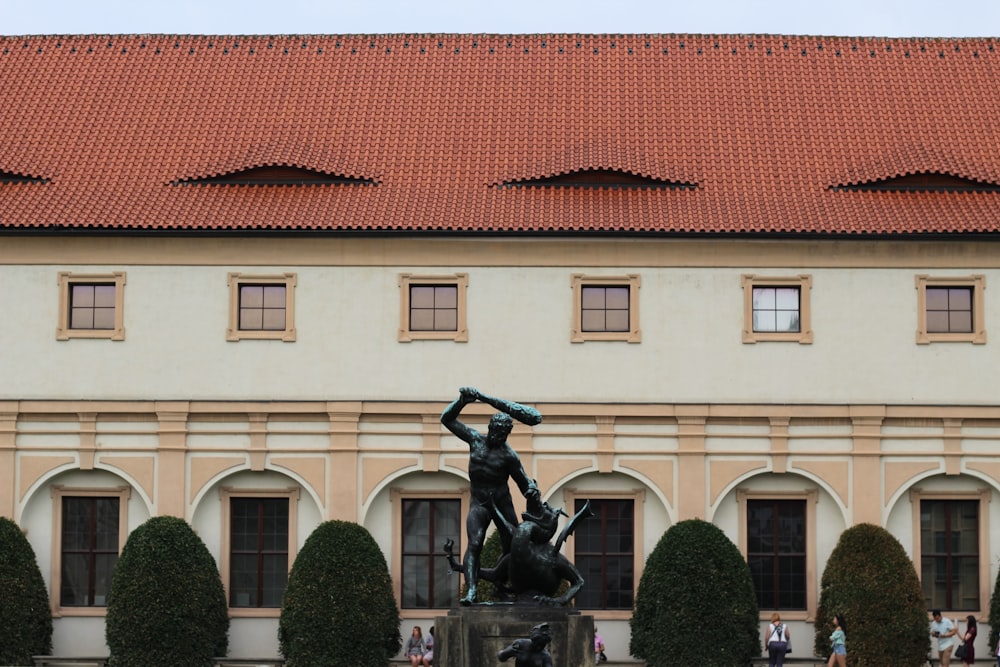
[49,485,130,617]
[397,273,469,342]
[741,274,813,344]
[915,275,986,344]
[910,487,990,614]
[563,487,644,618]
[745,497,807,612]
[219,486,300,617]
[737,489,818,621]
[56,271,126,341]
[390,488,470,617]
[226,272,297,342]
[399,497,463,610]
[570,274,641,343]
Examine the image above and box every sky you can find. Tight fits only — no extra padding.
[2,0,1000,37]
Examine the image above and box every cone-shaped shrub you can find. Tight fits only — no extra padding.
[630,519,760,667]
[279,520,401,667]
[0,517,53,665]
[814,523,928,666]
[988,564,1000,659]
[106,516,229,667]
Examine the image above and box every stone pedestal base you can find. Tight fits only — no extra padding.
[436,605,593,667]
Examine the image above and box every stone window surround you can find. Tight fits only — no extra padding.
[56,271,127,341]
[218,486,300,618]
[397,273,469,342]
[915,274,986,344]
[741,274,813,344]
[49,484,131,617]
[570,274,641,343]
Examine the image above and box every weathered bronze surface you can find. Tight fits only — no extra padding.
[440,387,590,606]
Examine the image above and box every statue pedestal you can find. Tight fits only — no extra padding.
[436,605,593,667]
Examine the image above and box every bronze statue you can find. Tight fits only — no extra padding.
[444,495,593,605]
[498,623,554,667]
[441,386,593,607]
[440,387,542,605]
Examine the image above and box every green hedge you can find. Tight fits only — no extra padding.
[630,519,760,667]
[279,520,401,667]
[814,523,928,666]
[105,516,229,667]
[988,559,1000,660]
[0,517,53,665]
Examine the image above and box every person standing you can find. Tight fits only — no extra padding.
[960,616,976,666]
[440,387,542,604]
[594,626,606,664]
[765,613,790,667]
[931,610,959,667]
[827,614,846,667]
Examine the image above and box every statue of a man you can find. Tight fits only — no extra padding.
[440,387,542,604]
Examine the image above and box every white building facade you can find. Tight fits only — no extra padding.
[2,32,1000,661]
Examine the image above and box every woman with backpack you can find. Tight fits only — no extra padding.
[766,612,790,667]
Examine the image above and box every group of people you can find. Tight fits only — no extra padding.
[765,612,845,667]
[930,610,986,667]
[767,609,999,667]
[404,626,434,667]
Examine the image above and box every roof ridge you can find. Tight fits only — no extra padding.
[3,33,998,41]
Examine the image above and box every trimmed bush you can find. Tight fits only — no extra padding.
[814,523,928,666]
[988,563,1000,659]
[630,519,760,667]
[0,517,53,665]
[106,516,229,667]
[279,520,401,667]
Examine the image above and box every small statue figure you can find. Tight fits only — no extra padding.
[440,387,542,605]
[498,622,554,667]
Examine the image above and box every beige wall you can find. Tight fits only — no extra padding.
[5,234,1000,658]
[3,236,1000,404]
[9,398,1000,657]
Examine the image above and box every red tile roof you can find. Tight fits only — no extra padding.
[2,33,1000,235]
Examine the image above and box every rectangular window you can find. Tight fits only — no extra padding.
[57,272,126,340]
[915,275,985,344]
[752,286,800,333]
[60,496,120,607]
[227,273,297,341]
[239,284,287,331]
[410,285,458,332]
[582,285,630,332]
[741,275,812,343]
[70,284,117,330]
[571,274,641,343]
[920,499,979,610]
[401,499,461,608]
[746,499,806,610]
[925,287,973,333]
[573,498,634,609]
[398,273,468,342]
[229,497,290,608]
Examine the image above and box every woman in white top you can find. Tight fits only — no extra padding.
[766,612,790,667]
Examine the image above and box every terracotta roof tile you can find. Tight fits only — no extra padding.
[2,34,1000,234]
